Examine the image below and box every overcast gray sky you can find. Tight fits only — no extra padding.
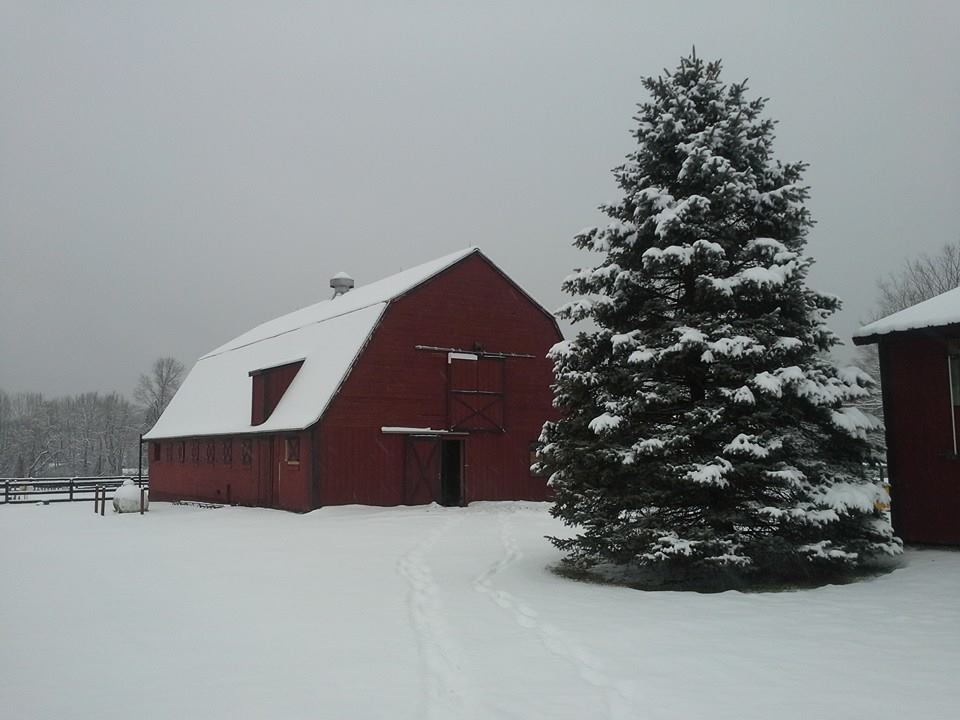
[2,1,958,397]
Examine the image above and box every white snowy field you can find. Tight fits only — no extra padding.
[1,502,958,720]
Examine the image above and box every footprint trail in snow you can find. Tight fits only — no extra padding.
[473,510,640,720]
[397,513,479,720]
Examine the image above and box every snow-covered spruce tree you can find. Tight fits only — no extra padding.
[538,53,901,585]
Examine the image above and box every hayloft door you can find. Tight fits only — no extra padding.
[403,436,440,505]
[256,437,277,508]
[448,355,505,431]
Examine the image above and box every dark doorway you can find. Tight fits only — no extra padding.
[440,440,463,506]
[256,437,276,508]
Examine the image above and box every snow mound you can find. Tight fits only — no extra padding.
[113,480,148,513]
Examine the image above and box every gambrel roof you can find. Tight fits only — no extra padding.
[854,286,960,345]
[144,247,481,440]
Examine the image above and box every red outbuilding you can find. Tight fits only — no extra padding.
[854,287,960,544]
[143,248,562,511]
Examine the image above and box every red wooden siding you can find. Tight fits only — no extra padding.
[317,253,561,506]
[881,335,960,544]
[251,361,304,426]
[148,431,312,511]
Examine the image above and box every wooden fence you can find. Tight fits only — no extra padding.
[0,476,148,505]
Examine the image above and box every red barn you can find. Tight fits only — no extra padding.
[854,287,960,544]
[143,248,562,512]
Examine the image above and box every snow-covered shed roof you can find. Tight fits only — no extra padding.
[144,247,481,440]
[854,286,960,345]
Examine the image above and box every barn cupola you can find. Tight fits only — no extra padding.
[330,271,354,298]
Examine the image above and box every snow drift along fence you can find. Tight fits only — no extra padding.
[0,476,148,505]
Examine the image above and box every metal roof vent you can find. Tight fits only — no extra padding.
[330,271,355,298]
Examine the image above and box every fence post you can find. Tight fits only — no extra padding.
[93,486,99,514]
[3,479,7,505]
[140,487,146,515]
[101,486,106,516]
[69,478,74,502]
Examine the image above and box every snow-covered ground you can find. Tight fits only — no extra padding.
[1,502,958,720]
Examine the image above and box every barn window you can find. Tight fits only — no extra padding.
[285,437,300,464]
[177,441,186,463]
[206,440,216,464]
[241,439,252,466]
[191,440,200,463]
[250,360,304,426]
[152,443,161,462]
[949,342,960,454]
[165,443,173,463]
[221,440,232,465]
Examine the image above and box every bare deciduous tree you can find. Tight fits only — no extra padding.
[875,240,960,318]
[0,390,140,477]
[135,357,185,430]
[856,240,960,440]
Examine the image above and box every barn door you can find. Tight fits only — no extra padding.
[448,355,505,431]
[403,436,440,505]
[256,437,277,508]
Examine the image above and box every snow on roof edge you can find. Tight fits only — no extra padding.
[202,246,481,359]
[854,286,960,343]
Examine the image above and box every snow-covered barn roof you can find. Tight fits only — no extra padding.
[854,286,960,345]
[144,247,481,440]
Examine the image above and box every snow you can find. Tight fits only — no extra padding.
[816,481,887,514]
[145,303,387,439]
[380,426,460,435]
[3,501,958,720]
[144,248,479,440]
[588,413,623,434]
[112,479,148,513]
[855,285,960,340]
[831,407,883,439]
[685,458,733,487]
[722,434,781,459]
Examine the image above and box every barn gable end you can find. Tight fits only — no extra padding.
[317,252,562,506]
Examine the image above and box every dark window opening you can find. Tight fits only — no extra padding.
[250,360,305,426]
[165,444,173,463]
[177,441,186,463]
[241,439,253,466]
[191,441,200,463]
[221,440,232,465]
[949,344,960,454]
[206,440,216,464]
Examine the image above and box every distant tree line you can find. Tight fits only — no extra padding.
[0,357,184,478]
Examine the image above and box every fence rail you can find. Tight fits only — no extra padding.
[0,476,148,504]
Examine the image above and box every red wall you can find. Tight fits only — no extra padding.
[317,253,561,506]
[882,335,960,544]
[148,431,313,512]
